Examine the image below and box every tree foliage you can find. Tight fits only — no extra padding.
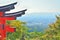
[41,16,60,40]
[6,15,60,40]
[6,20,29,40]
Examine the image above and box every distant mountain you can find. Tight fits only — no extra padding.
[17,12,58,32]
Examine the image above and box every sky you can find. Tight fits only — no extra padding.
[0,0,60,13]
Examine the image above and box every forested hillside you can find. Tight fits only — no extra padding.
[7,15,60,40]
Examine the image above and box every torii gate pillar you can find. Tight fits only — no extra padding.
[0,2,27,40]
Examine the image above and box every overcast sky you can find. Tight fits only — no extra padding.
[0,0,60,13]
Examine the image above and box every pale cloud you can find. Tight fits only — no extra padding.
[0,0,60,13]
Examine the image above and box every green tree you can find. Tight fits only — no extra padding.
[42,16,60,40]
[6,15,60,40]
[6,20,29,40]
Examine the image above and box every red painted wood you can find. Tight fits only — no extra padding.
[0,12,16,40]
[5,25,16,32]
[0,17,16,24]
[0,12,4,16]
[0,29,6,40]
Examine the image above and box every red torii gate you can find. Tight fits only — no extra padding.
[0,2,27,40]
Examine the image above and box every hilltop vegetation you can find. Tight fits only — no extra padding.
[6,15,60,40]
